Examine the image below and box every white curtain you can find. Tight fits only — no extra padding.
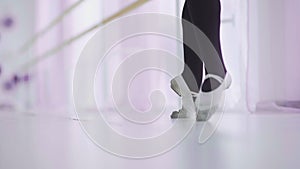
[248,0,300,112]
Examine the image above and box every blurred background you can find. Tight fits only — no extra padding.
[1,1,300,169]
[0,0,252,117]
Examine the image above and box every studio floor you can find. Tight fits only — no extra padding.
[1,110,300,169]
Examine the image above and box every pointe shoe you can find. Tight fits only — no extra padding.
[170,76,183,97]
[170,75,197,119]
[170,108,190,119]
[195,73,232,121]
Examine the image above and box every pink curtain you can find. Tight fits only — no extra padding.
[247,0,300,112]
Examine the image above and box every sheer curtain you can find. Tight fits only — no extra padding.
[94,0,182,118]
[247,0,300,113]
[32,0,103,116]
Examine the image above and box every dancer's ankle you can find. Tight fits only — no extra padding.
[201,70,227,92]
[201,78,221,92]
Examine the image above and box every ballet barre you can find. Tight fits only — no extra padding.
[0,0,149,91]
[17,0,150,71]
[19,0,85,54]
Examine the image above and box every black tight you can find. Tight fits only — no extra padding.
[181,0,227,92]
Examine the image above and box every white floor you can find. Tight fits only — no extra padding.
[1,110,300,169]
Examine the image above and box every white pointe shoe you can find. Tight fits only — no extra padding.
[195,73,232,121]
[170,75,197,119]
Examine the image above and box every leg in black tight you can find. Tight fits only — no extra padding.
[182,3,204,93]
[181,0,227,92]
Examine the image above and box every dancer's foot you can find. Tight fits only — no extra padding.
[195,73,232,121]
[170,108,189,119]
[170,75,197,119]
